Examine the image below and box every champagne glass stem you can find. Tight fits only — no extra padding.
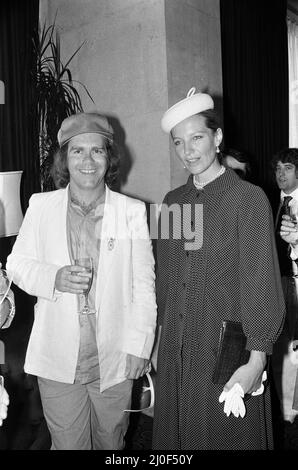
[74,257,94,314]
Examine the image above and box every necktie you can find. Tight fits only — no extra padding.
[275,196,293,232]
[282,195,293,219]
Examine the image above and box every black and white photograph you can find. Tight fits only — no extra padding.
[0,0,298,456]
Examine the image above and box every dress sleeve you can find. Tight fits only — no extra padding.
[238,185,285,354]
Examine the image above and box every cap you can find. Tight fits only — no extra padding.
[161,87,214,133]
[57,112,114,147]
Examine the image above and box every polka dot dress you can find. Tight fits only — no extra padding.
[152,169,285,450]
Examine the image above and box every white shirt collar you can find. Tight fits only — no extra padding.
[280,186,298,201]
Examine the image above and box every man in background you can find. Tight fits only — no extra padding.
[271,148,298,434]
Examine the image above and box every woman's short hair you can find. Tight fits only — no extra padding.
[51,137,120,189]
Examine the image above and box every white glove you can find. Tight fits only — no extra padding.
[219,371,267,418]
[219,383,246,418]
[251,371,267,396]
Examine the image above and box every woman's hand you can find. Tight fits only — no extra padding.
[55,265,91,294]
[224,350,266,395]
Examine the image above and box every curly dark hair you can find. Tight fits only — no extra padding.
[270,148,298,171]
[50,137,120,189]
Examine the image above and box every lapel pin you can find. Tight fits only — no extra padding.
[108,237,115,251]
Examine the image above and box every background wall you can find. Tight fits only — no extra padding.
[39,0,222,204]
[165,0,222,189]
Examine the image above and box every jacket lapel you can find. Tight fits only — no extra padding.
[51,187,71,265]
[95,187,121,310]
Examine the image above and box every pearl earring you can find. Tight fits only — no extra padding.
[216,146,220,154]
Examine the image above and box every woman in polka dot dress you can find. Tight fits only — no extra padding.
[152,88,285,450]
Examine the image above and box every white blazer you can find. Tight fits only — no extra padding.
[7,186,157,391]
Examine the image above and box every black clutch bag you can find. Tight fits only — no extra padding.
[212,320,250,385]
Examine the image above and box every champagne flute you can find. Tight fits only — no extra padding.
[74,257,94,315]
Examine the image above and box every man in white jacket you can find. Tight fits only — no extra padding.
[7,112,157,450]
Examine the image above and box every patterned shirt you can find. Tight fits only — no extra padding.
[67,189,105,384]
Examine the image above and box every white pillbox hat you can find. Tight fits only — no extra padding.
[161,87,214,133]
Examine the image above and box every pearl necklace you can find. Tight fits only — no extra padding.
[193,165,226,189]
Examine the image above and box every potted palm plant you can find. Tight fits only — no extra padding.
[32,18,93,191]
